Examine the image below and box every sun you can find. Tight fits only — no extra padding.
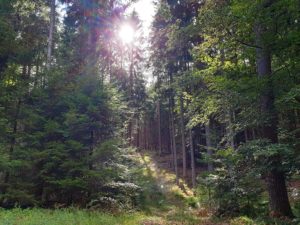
[119,24,135,44]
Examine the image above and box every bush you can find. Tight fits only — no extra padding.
[198,147,265,217]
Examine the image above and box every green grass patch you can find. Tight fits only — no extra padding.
[0,208,148,225]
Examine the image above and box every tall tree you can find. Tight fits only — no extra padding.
[46,0,56,69]
[254,1,293,216]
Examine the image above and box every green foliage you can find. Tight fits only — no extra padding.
[127,163,166,212]
[198,147,266,217]
[238,140,297,175]
[0,0,147,210]
[198,140,298,218]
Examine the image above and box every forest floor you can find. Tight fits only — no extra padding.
[0,150,298,225]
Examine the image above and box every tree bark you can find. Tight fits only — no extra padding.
[137,119,140,148]
[128,119,132,145]
[255,20,293,217]
[189,129,196,188]
[244,129,248,142]
[144,119,147,149]
[157,100,162,155]
[205,120,213,171]
[179,95,186,177]
[169,110,174,167]
[170,109,178,184]
[294,109,299,128]
[252,128,256,140]
[89,130,94,170]
[227,111,235,149]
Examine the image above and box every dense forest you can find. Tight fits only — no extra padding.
[0,0,299,224]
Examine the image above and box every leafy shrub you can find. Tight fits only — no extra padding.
[87,197,119,212]
[87,142,143,212]
[185,196,199,208]
[198,147,265,217]
[0,190,37,208]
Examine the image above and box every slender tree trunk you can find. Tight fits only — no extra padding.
[157,100,162,155]
[35,58,40,87]
[230,112,235,148]
[149,119,152,150]
[170,109,178,184]
[205,120,213,171]
[189,129,196,188]
[252,128,256,140]
[140,121,144,149]
[46,0,55,69]
[244,129,248,142]
[179,95,186,177]
[128,120,132,145]
[108,42,112,82]
[227,111,235,149]
[89,130,94,170]
[27,65,31,79]
[169,110,174,168]
[136,119,140,148]
[294,109,299,128]
[255,20,293,217]
[144,119,147,149]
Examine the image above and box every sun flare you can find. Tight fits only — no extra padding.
[119,24,135,44]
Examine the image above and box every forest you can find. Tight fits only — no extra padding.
[0,0,299,224]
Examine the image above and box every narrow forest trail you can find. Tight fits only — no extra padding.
[139,151,194,205]
[135,150,220,225]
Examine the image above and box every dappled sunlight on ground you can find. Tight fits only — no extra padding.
[136,150,217,224]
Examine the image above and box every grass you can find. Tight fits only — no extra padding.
[2,208,298,225]
[0,208,149,225]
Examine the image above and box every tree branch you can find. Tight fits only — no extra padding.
[226,28,262,49]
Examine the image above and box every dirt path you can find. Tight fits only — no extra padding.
[137,151,212,225]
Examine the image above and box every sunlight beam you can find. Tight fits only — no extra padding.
[119,24,135,44]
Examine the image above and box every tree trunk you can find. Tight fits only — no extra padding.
[144,119,147,149]
[46,0,55,69]
[252,128,256,139]
[294,109,299,128]
[266,169,293,217]
[157,100,162,155]
[34,59,40,87]
[136,119,140,148]
[205,121,213,171]
[128,119,132,145]
[255,20,293,217]
[170,109,178,184]
[170,103,178,184]
[244,129,248,142]
[169,110,174,168]
[189,129,196,188]
[227,111,235,149]
[179,95,186,177]
[89,130,94,170]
